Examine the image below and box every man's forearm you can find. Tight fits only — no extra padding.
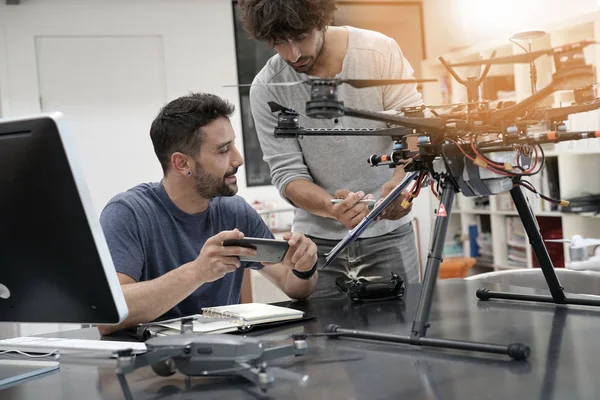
[281,268,318,300]
[285,179,335,219]
[98,262,204,335]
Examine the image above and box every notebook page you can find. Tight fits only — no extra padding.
[0,337,147,355]
[202,303,304,323]
[154,319,240,334]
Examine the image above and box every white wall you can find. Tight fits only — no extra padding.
[0,0,285,205]
[423,0,599,57]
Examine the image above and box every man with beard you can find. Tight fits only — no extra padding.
[97,93,318,335]
[239,0,423,297]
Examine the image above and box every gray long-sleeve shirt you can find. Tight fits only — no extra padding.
[250,26,423,240]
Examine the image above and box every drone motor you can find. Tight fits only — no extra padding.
[306,79,345,119]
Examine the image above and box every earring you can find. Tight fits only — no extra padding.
[186,171,192,177]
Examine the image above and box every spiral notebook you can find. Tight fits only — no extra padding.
[137,303,305,338]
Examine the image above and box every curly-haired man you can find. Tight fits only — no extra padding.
[239,0,423,297]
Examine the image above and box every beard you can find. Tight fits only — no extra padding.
[287,31,325,74]
[193,162,238,199]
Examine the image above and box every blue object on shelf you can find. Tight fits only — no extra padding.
[469,225,479,257]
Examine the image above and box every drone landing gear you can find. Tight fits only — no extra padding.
[475,184,600,307]
[327,180,530,360]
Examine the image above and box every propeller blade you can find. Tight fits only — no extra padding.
[198,365,251,376]
[267,366,310,386]
[450,49,553,67]
[530,99,600,120]
[545,239,571,243]
[224,80,307,88]
[425,100,494,110]
[452,40,599,67]
[268,101,289,113]
[340,78,437,88]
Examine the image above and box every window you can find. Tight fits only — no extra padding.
[232,2,276,187]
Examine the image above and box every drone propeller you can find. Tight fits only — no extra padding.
[226,78,437,89]
[529,99,600,120]
[450,40,599,67]
[450,49,553,67]
[268,101,294,113]
[224,81,306,88]
[197,364,252,376]
[266,366,310,385]
[424,100,496,110]
[339,78,437,88]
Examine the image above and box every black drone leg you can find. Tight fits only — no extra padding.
[117,373,134,400]
[325,180,530,360]
[476,185,600,307]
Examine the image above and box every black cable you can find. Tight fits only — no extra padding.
[515,180,562,204]
[509,38,529,54]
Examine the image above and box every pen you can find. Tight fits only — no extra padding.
[330,199,376,204]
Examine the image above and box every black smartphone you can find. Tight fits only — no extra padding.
[222,237,290,263]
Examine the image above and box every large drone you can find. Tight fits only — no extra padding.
[244,38,600,360]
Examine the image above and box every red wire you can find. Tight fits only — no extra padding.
[449,139,513,177]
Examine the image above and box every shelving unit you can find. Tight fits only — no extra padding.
[421,11,600,273]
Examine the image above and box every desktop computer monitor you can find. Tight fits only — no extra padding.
[0,113,128,324]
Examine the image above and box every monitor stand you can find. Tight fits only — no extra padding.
[0,359,59,389]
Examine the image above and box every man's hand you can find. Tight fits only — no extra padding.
[193,229,257,283]
[376,181,412,221]
[273,232,317,272]
[331,190,375,229]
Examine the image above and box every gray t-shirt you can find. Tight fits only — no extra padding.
[99,182,272,320]
[250,26,423,240]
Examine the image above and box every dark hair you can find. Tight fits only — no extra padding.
[149,93,235,173]
[238,0,337,44]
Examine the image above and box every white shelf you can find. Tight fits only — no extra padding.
[495,210,563,217]
[461,209,492,215]
[422,11,600,276]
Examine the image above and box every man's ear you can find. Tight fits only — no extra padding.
[171,152,192,177]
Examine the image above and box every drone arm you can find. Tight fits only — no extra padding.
[261,343,306,362]
[439,56,466,85]
[117,347,182,375]
[344,107,444,132]
[477,50,497,84]
[489,82,556,124]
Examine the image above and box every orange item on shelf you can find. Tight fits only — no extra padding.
[439,257,477,279]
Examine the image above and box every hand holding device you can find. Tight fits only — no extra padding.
[222,236,289,264]
[330,190,375,229]
[278,231,318,274]
[195,229,257,282]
